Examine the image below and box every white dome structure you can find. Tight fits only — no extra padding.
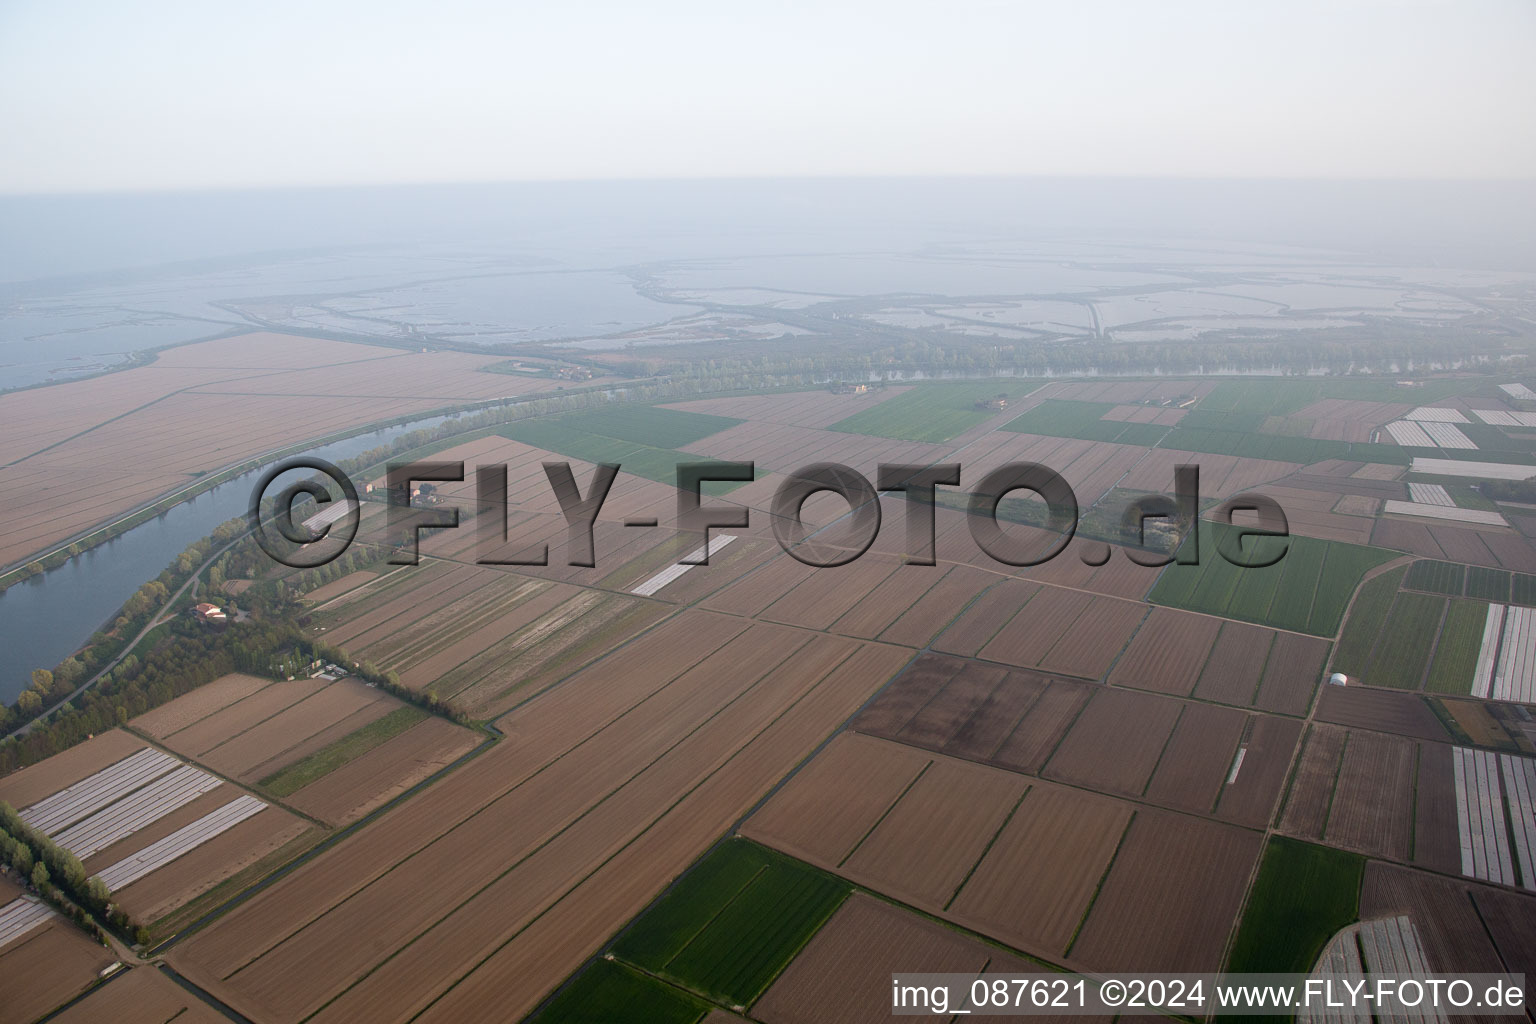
[1328,672,1349,686]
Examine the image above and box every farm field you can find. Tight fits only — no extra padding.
[0,727,316,930]
[165,612,910,1023]
[45,966,230,1024]
[11,367,1536,1023]
[841,652,1302,824]
[135,671,483,825]
[744,730,1265,974]
[0,331,579,569]
[1147,524,1398,637]
[1225,837,1364,973]
[827,380,1038,443]
[310,557,673,719]
[0,905,115,1024]
[498,405,747,487]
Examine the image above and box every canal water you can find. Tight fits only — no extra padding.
[0,415,451,704]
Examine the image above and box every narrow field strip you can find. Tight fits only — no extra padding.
[53,764,221,859]
[97,795,268,891]
[0,896,55,950]
[1473,604,1505,698]
[20,748,180,835]
[631,535,737,597]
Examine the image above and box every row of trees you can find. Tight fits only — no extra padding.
[611,329,1520,382]
[0,800,145,944]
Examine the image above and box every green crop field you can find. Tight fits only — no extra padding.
[1514,573,1536,606]
[1226,837,1364,974]
[1425,600,1488,695]
[1197,378,1474,417]
[1405,559,1466,596]
[829,381,1036,443]
[525,959,708,1024]
[1363,592,1446,689]
[611,839,851,1008]
[260,706,428,796]
[499,405,751,490]
[1148,525,1396,637]
[1331,566,1407,677]
[996,393,1420,465]
[1000,399,1170,445]
[1464,566,1512,602]
[557,405,743,449]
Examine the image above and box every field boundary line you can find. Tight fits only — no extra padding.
[1062,808,1136,959]
[275,628,842,1015]
[147,721,500,956]
[337,638,873,1023]
[943,784,1032,911]
[837,761,932,869]
[1139,704,1189,798]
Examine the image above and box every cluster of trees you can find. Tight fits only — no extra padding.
[1479,479,1536,504]
[0,523,251,737]
[0,801,143,944]
[616,329,1520,383]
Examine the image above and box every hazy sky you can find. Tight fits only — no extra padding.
[1,0,1532,193]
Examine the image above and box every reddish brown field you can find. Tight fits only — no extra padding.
[195,679,395,781]
[0,332,570,569]
[0,920,115,1024]
[1043,687,1182,797]
[0,728,145,810]
[942,668,1049,762]
[947,781,1132,958]
[841,757,1027,910]
[1322,730,1417,859]
[1143,702,1248,813]
[1067,808,1261,972]
[168,613,911,1023]
[894,661,1011,750]
[991,679,1094,774]
[300,570,378,605]
[1253,632,1330,716]
[1360,862,1509,974]
[112,804,313,923]
[159,678,330,758]
[132,673,272,738]
[876,564,997,647]
[976,588,1145,680]
[849,653,1092,776]
[1278,724,1347,840]
[1213,715,1305,827]
[699,548,818,618]
[285,716,484,825]
[826,561,965,640]
[1192,621,1273,706]
[1412,740,1462,874]
[739,732,930,867]
[933,579,1042,658]
[50,966,229,1024]
[1470,885,1536,979]
[1107,607,1222,696]
[761,556,902,631]
[1314,686,1449,742]
[1033,596,1148,680]
[848,652,962,736]
[752,894,989,1024]
[329,643,911,1024]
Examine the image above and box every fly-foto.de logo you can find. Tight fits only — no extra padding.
[249,459,1290,572]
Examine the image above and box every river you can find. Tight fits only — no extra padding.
[0,415,452,704]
